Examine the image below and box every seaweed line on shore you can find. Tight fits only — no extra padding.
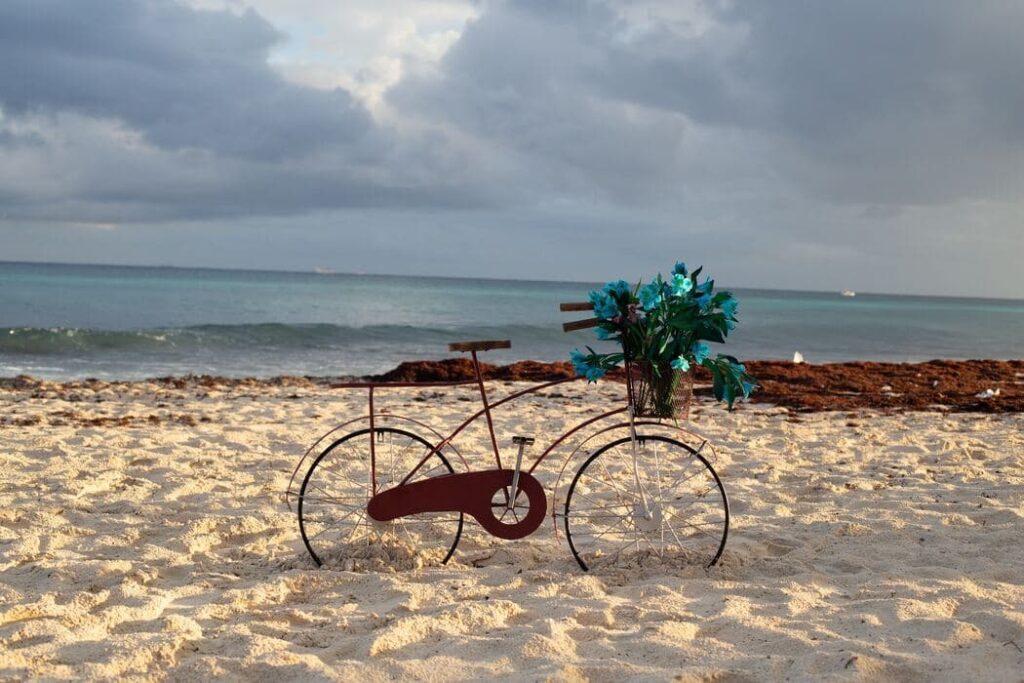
[2,359,1023,413]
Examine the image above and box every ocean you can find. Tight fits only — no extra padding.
[1,261,1021,380]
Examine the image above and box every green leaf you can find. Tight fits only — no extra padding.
[699,324,726,344]
[723,382,736,409]
[710,366,725,401]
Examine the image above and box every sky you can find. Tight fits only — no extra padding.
[0,0,1022,298]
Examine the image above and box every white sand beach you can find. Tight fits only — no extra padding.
[1,379,1022,681]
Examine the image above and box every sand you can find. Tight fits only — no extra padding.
[1,378,1022,681]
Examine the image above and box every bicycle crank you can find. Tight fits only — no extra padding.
[367,469,547,540]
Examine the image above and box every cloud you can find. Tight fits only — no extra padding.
[0,0,491,222]
[392,0,1024,208]
[589,0,1024,205]
[0,0,376,160]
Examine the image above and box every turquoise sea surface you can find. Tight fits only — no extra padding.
[1,261,1021,379]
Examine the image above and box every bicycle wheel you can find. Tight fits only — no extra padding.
[564,435,729,571]
[298,427,464,568]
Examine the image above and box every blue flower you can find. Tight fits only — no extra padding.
[673,261,687,276]
[589,291,619,319]
[692,342,710,364]
[638,282,662,310]
[571,349,606,382]
[595,326,614,341]
[671,274,693,296]
[696,293,712,310]
[598,298,619,319]
[603,279,631,297]
[725,318,736,331]
[721,298,738,318]
[570,349,588,374]
[670,356,690,372]
[741,380,756,398]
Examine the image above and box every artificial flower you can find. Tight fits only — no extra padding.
[692,342,710,364]
[671,273,693,296]
[638,282,662,309]
[588,291,619,320]
[603,279,631,297]
[570,349,589,375]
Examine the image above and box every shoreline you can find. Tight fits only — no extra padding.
[2,358,1022,413]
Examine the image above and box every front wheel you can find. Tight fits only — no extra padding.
[563,435,729,571]
[298,427,464,569]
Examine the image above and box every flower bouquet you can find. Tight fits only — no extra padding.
[570,262,756,417]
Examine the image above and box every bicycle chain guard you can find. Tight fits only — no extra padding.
[367,469,547,540]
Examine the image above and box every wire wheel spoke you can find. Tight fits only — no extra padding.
[298,428,464,568]
[564,435,729,571]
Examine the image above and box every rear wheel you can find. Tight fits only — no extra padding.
[298,427,463,568]
[564,435,728,571]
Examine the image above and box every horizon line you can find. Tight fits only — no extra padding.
[1,258,1020,303]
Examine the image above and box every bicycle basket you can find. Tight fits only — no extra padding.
[627,361,694,420]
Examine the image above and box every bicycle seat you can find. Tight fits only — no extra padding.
[448,340,511,352]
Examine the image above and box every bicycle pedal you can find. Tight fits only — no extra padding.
[512,436,535,446]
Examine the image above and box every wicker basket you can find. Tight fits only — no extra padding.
[627,361,694,419]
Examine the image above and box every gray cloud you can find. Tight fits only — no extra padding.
[589,1,1024,204]
[0,0,492,222]
[389,1,693,205]
[0,0,375,160]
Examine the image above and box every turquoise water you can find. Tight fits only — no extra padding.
[1,261,1021,379]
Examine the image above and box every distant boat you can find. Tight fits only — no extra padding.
[841,289,856,297]
[313,266,336,275]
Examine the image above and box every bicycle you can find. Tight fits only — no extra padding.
[285,302,730,572]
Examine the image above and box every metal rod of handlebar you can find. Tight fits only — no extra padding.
[472,350,504,472]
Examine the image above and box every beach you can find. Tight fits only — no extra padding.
[1,368,1022,681]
